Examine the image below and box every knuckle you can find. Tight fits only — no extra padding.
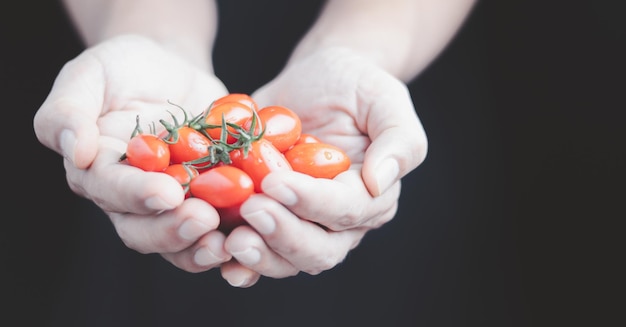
[333,214,361,230]
[303,255,341,275]
[413,137,428,167]
[273,241,302,257]
[372,204,398,229]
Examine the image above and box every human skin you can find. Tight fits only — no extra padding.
[33,0,476,287]
[222,0,476,286]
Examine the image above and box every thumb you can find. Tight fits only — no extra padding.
[33,53,105,169]
[360,80,428,196]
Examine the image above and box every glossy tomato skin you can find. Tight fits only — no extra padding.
[204,102,255,144]
[212,93,258,111]
[125,134,171,172]
[230,138,293,193]
[162,126,212,164]
[189,165,254,208]
[163,163,199,198]
[284,142,351,179]
[245,105,302,152]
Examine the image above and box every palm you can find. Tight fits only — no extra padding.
[34,35,232,213]
[252,48,406,164]
[86,36,228,141]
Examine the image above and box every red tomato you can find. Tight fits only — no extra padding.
[124,134,171,172]
[189,165,254,208]
[162,126,212,165]
[212,93,258,111]
[163,164,199,198]
[244,105,302,152]
[230,138,293,193]
[204,102,255,144]
[284,143,351,179]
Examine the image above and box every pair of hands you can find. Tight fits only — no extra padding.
[33,35,427,287]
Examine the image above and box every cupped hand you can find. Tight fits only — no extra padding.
[220,47,428,286]
[33,34,233,272]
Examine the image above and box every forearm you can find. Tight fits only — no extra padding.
[289,0,477,82]
[62,0,218,71]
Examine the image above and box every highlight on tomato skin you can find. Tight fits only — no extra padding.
[124,134,171,172]
[161,126,212,164]
[245,105,302,152]
[294,133,322,145]
[188,165,255,208]
[203,101,255,144]
[229,138,293,193]
[284,142,351,179]
[211,93,258,112]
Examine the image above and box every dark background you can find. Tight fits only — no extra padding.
[2,0,624,326]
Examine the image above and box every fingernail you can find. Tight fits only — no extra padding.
[375,158,399,196]
[226,276,250,288]
[60,129,76,164]
[145,196,176,210]
[231,247,261,265]
[194,246,223,266]
[263,183,297,205]
[243,210,275,235]
[178,219,209,241]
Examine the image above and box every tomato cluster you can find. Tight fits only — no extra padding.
[120,93,351,232]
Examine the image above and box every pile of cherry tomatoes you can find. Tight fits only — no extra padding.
[120,93,350,230]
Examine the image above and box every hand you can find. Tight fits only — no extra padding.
[219,47,428,286]
[33,35,233,272]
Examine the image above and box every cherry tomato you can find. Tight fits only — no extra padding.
[212,93,258,111]
[230,138,293,193]
[204,102,255,144]
[163,163,199,198]
[189,165,254,208]
[245,105,302,152]
[124,134,171,172]
[284,142,351,179]
[161,126,212,164]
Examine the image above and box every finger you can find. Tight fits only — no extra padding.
[239,195,367,275]
[65,136,184,214]
[357,73,428,196]
[224,225,299,278]
[33,54,106,169]
[161,230,231,273]
[108,197,220,254]
[220,260,262,288]
[260,170,400,231]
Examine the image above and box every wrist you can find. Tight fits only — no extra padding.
[288,32,413,81]
[142,36,213,72]
[63,0,216,72]
[287,0,477,82]
[87,33,214,72]
[96,27,214,73]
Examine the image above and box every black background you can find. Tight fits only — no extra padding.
[2,0,624,326]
